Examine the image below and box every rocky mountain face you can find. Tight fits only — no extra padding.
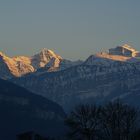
[12,45,140,111]
[0,78,66,140]
[0,52,34,79]
[31,48,62,70]
[109,44,140,57]
[0,48,82,79]
[0,53,14,79]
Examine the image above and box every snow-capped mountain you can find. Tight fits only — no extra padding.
[0,52,14,79]
[0,48,82,79]
[31,48,62,69]
[85,44,140,66]
[0,48,63,78]
[12,45,140,111]
[109,44,140,57]
[2,44,139,79]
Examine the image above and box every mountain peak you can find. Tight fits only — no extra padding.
[39,48,62,60]
[40,48,52,54]
[31,48,62,69]
[0,51,6,57]
[109,44,140,57]
[121,44,136,52]
[0,48,65,79]
[84,44,140,66]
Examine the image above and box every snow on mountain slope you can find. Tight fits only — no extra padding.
[109,44,140,57]
[0,48,83,79]
[1,44,140,111]
[12,59,140,111]
[59,59,83,70]
[31,48,62,69]
[0,53,14,79]
[0,51,35,78]
[85,44,140,66]
[84,53,138,66]
[11,44,140,111]
[1,44,139,79]
[0,49,65,78]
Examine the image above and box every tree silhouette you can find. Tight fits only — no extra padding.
[65,101,139,140]
[65,104,102,140]
[101,100,138,140]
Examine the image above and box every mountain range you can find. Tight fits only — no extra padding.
[1,44,136,111]
[0,48,82,79]
[0,44,140,111]
[0,44,140,139]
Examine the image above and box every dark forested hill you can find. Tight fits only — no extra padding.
[0,78,66,140]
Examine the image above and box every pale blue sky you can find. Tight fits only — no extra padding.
[0,0,140,60]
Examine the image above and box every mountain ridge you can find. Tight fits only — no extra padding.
[11,44,140,111]
[1,44,140,138]
[0,48,83,79]
[12,59,140,111]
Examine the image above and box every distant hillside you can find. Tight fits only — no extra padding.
[12,45,140,111]
[0,78,66,140]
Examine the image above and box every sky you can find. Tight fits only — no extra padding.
[0,0,140,60]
